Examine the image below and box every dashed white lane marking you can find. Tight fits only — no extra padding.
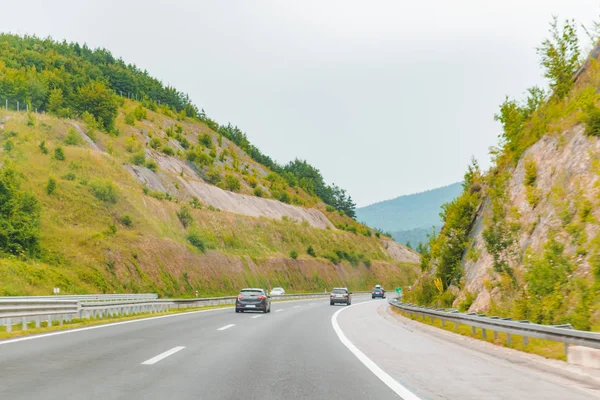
[217,324,235,331]
[293,305,301,308]
[275,309,284,313]
[331,304,422,400]
[141,346,185,365]
[251,315,263,319]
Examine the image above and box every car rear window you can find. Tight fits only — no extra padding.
[332,289,347,294]
[240,290,263,295]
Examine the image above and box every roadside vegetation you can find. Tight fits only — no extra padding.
[406,17,600,331]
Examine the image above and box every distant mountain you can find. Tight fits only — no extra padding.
[356,182,463,246]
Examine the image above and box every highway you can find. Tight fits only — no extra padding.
[1,297,599,400]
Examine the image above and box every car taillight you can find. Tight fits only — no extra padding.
[344,294,348,297]
[257,295,266,300]
[237,295,244,299]
[372,292,375,294]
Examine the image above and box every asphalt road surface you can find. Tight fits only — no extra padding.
[1,297,598,400]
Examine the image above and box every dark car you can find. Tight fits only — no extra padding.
[330,287,352,306]
[372,286,386,299]
[235,288,271,313]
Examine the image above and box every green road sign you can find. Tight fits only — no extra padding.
[396,287,402,294]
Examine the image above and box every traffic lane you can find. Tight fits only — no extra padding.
[0,297,391,400]
[0,307,240,400]
[337,300,599,400]
[124,296,400,400]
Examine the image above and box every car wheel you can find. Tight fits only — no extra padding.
[330,301,334,306]
[235,309,239,313]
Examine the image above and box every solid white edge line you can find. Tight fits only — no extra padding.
[275,309,283,312]
[293,305,301,308]
[141,346,185,365]
[0,307,226,346]
[217,324,235,331]
[251,315,263,319]
[331,304,422,400]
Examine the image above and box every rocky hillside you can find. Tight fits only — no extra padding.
[0,36,419,296]
[408,21,600,331]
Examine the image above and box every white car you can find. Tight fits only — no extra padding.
[270,287,285,296]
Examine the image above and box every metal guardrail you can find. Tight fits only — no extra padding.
[0,294,158,303]
[0,292,371,334]
[388,298,600,353]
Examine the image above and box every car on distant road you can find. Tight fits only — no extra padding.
[372,287,385,299]
[330,287,351,306]
[270,287,285,296]
[236,288,271,313]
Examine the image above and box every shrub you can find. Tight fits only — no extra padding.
[64,127,82,145]
[134,105,147,121]
[224,175,241,191]
[584,106,600,136]
[306,245,316,257]
[205,168,222,185]
[149,137,162,150]
[54,146,66,161]
[326,205,335,212]
[253,187,264,197]
[26,113,36,126]
[62,172,76,181]
[3,140,14,152]
[199,133,212,148]
[145,159,158,172]
[187,231,206,252]
[39,140,49,154]
[177,205,194,228]
[120,215,133,227]
[46,178,57,195]
[162,146,174,156]
[125,136,138,152]
[130,151,146,166]
[189,197,203,209]
[90,179,118,203]
[289,250,298,259]
[524,159,537,186]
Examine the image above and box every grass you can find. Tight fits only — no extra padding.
[391,307,566,360]
[0,108,419,296]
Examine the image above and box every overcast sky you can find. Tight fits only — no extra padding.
[1,1,598,206]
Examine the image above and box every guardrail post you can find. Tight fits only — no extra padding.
[507,334,512,345]
[59,315,63,326]
[22,317,27,330]
[482,328,487,339]
[455,321,459,330]
[6,318,12,333]
[523,336,528,347]
[36,317,41,328]
[48,315,52,327]
[565,343,569,358]
[493,331,498,340]
[441,319,445,327]
[472,326,476,336]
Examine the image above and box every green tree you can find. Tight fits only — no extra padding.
[47,88,64,114]
[537,17,581,99]
[0,168,41,257]
[75,81,118,131]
